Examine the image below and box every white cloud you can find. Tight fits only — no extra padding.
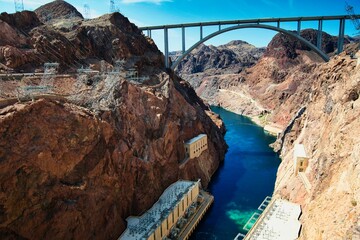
[121,0,172,5]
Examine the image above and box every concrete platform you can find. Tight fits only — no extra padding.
[264,124,283,136]
[178,191,214,240]
[243,199,302,240]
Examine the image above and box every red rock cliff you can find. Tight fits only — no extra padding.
[273,54,360,239]
[0,75,227,240]
[0,1,227,239]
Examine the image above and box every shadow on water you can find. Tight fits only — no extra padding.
[194,232,218,240]
[189,107,280,240]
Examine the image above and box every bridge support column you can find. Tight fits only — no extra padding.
[219,24,221,31]
[338,18,345,54]
[277,21,280,28]
[182,27,186,54]
[164,27,169,68]
[317,20,323,50]
[200,25,203,40]
[297,20,301,35]
[147,29,152,38]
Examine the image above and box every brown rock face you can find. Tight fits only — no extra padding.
[176,29,359,128]
[171,41,265,75]
[171,40,265,75]
[274,55,360,240]
[0,46,36,69]
[0,11,42,32]
[0,1,227,239]
[0,74,227,239]
[0,11,40,48]
[264,29,351,67]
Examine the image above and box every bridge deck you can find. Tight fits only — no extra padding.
[139,14,357,68]
[140,15,359,30]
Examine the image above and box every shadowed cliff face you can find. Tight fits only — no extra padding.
[0,1,227,239]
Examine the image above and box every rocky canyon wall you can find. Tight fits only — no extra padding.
[0,2,227,239]
[0,75,227,239]
[273,54,360,239]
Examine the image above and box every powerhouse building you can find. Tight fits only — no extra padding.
[119,180,201,240]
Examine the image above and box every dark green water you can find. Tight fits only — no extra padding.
[190,107,280,240]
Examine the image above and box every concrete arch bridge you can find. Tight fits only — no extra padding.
[139,15,358,70]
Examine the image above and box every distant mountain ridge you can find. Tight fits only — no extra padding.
[170,40,265,75]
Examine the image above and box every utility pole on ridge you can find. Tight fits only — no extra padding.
[14,0,24,12]
[84,4,91,19]
[110,0,116,13]
[345,1,360,31]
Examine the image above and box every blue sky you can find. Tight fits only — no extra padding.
[1,0,360,52]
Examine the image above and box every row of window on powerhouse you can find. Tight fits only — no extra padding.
[185,142,208,153]
[185,135,208,159]
[147,184,200,240]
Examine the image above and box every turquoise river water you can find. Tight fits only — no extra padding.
[190,107,280,240]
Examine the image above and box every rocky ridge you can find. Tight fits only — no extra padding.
[0,1,227,239]
[171,40,265,75]
[0,0,162,73]
[34,0,84,22]
[176,29,358,127]
[170,41,265,92]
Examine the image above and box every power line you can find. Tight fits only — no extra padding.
[19,23,106,72]
[345,1,360,30]
[18,29,77,70]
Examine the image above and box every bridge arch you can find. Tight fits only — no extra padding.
[171,23,330,70]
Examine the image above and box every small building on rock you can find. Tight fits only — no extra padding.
[293,144,309,175]
[184,134,208,159]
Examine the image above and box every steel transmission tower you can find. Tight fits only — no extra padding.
[84,4,91,19]
[345,1,360,30]
[110,0,116,13]
[14,0,24,12]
